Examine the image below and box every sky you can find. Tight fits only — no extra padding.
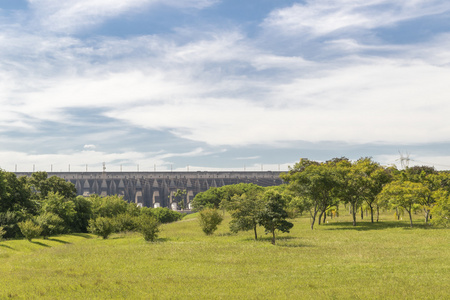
[1,0,450,172]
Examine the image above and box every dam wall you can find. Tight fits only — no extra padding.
[15,171,285,208]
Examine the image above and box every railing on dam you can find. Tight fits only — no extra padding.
[14,171,286,208]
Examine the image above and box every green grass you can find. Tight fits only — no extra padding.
[0,212,449,299]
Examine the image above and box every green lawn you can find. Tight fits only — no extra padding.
[1,212,449,299]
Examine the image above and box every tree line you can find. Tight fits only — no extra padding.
[0,171,184,242]
[191,158,449,243]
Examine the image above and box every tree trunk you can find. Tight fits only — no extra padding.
[360,207,364,220]
[271,227,275,245]
[407,206,413,227]
[318,211,323,225]
[370,205,374,223]
[253,224,258,240]
[376,205,379,222]
[310,209,318,230]
[352,203,357,226]
[323,211,327,224]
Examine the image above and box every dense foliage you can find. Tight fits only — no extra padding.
[0,170,184,241]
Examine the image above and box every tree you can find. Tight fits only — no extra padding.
[331,158,362,226]
[173,189,187,210]
[89,195,129,218]
[18,219,42,241]
[257,190,293,245]
[333,158,391,226]
[88,217,115,239]
[71,196,93,233]
[0,211,23,239]
[40,192,76,232]
[138,214,160,242]
[0,171,34,214]
[198,208,223,235]
[431,189,450,227]
[378,180,425,227]
[363,162,392,223]
[225,191,265,240]
[28,172,76,200]
[192,187,224,211]
[282,159,339,230]
[192,183,263,211]
[35,212,64,239]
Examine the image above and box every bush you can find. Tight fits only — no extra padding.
[0,226,5,241]
[152,207,184,224]
[113,213,139,232]
[18,220,42,242]
[0,211,23,239]
[88,217,115,239]
[199,208,223,235]
[35,212,65,239]
[138,215,159,242]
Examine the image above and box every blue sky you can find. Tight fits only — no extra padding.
[2,0,450,172]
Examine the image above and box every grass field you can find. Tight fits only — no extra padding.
[0,211,449,299]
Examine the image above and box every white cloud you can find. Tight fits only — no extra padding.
[27,0,218,33]
[2,26,450,147]
[0,147,217,173]
[263,0,450,37]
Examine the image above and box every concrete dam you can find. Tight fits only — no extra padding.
[16,171,285,209]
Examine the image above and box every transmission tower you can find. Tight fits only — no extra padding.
[397,151,411,169]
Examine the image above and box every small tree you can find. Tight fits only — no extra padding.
[18,220,42,242]
[199,208,223,235]
[113,213,139,232]
[88,217,115,239]
[225,192,264,240]
[138,215,160,242]
[35,212,64,239]
[257,190,293,245]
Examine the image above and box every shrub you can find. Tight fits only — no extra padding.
[0,226,5,241]
[18,220,42,242]
[138,215,159,242]
[0,211,22,239]
[113,213,139,232]
[152,207,184,224]
[88,217,115,239]
[35,212,65,239]
[199,208,223,235]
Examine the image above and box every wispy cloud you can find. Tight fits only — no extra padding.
[26,0,218,33]
[263,0,450,37]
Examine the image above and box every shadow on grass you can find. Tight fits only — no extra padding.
[47,238,71,244]
[31,241,51,247]
[154,238,169,243]
[69,233,93,239]
[277,237,313,248]
[320,220,430,231]
[277,243,313,248]
[249,236,313,248]
[0,244,16,250]
[217,232,236,237]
